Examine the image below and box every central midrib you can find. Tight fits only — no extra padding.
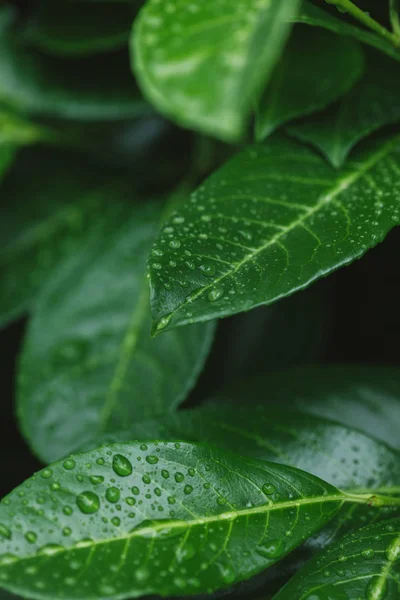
[6,492,346,565]
[99,281,150,430]
[162,133,400,326]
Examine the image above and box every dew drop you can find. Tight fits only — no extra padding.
[25,531,37,544]
[361,548,375,560]
[106,487,120,503]
[146,455,159,465]
[262,484,276,495]
[175,472,184,483]
[63,459,76,471]
[89,475,104,485]
[112,454,133,477]
[76,491,100,514]
[161,469,170,479]
[184,485,193,495]
[142,474,151,484]
[208,286,224,302]
[111,517,121,527]
[0,524,11,540]
[41,469,53,479]
[131,486,140,495]
[199,263,216,276]
[96,458,105,466]
[169,239,181,249]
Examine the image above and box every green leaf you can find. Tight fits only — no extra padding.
[0,150,115,328]
[94,404,400,548]
[255,26,364,140]
[149,133,400,333]
[219,366,400,451]
[287,50,400,167]
[296,2,400,62]
[273,517,400,600]
[21,1,133,56]
[0,6,148,121]
[17,199,215,463]
[132,0,301,141]
[0,145,15,184]
[0,442,345,599]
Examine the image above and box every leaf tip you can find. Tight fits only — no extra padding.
[151,313,173,337]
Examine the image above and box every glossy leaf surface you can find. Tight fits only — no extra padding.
[256,26,364,140]
[96,404,400,547]
[296,2,400,62]
[273,518,400,600]
[220,366,400,451]
[0,6,147,121]
[0,442,343,599]
[288,51,400,167]
[17,200,215,463]
[21,1,132,56]
[150,134,400,333]
[132,0,301,141]
[0,151,113,328]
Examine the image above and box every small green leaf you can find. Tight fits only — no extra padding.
[17,199,215,463]
[219,366,400,451]
[0,442,344,599]
[95,404,400,548]
[21,1,133,56]
[0,6,148,121]
[256,26,364,140]
[150,134,400,333]
[132,0,301,141]
[0,150,115,328]
[287,50,400,167]
[297,2,400,62]
[273,517,400,600]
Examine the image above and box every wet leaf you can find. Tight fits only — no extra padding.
[132,0,301,141]
[296,2,400,62]
[256,26,364,140]
[288,50,400,167]
[94,404,400,549]
[0,442,344,599]
[149,134,400,333]
[17,200,215,463]
[273,518,400,600]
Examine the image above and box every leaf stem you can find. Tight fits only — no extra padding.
[323,0,400,47]
[344,491,400,508]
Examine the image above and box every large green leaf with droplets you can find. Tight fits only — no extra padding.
[218,366,400,451]
[149,134,400,333]
[132,0,301,141]
[91,404,400,551]
[0,442,345,599]
[17,199,215,464]
[0,6,147,121]
[287,50,400,167]
[296,2,400,62]
[255,26,364,140]
[273,518,400,600]
[21,1,133,56]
